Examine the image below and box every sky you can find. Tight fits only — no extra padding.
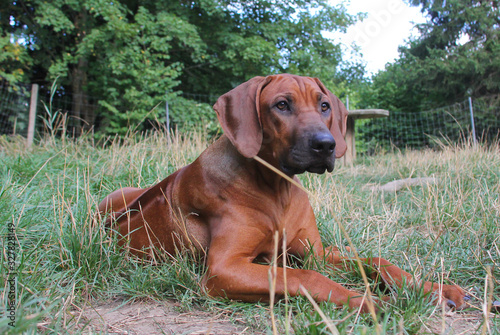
[326,0,428,75]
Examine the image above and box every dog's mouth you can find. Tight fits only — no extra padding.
[280,164,305,176]
[281,161,334,176]
[307,164,333,174]
[279,140,336,176]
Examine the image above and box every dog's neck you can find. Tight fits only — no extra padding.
[251,151,295,200]
[207,135,294,199]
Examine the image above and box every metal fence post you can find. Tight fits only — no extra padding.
[468,97,477,145]
[27,84,39,147]
[165,100,169,131]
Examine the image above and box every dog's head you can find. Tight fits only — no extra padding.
[213,74,348,175]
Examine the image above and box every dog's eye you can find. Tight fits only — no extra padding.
[321,102,330,112]
[276,101,288,111]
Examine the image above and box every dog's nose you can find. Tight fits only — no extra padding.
[310,132,336,156]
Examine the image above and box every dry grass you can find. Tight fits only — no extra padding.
[0,132,498,334]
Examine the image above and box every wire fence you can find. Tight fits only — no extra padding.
[0,84,31,137]
[1,82,499,153]
[0,83,219,139]
[0,83,93,138]
[358,95,500,153]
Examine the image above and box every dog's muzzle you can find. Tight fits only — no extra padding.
[280,131,336,175]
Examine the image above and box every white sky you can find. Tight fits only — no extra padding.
[326,0,428,75]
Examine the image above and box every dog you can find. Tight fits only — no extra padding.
[99,74,467,312]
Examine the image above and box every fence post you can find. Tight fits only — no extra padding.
[27,84,39,147]
[165,100,172,144]
[165,100,169,131]
[468,97,477,145]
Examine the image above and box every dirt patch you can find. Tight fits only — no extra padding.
[420,309,498,334]
[73,299,498,334]
[76,299,262,334]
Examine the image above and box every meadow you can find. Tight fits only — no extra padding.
[1,132,499,334]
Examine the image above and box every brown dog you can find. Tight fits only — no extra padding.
[99,74,467,312]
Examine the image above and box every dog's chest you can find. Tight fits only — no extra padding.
[176,211,211,252]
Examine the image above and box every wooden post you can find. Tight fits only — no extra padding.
[343,109,390,165]
[343,116,355,165]
[468,97,477,145]
[27,84,39,147]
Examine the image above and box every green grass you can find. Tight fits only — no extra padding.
[0,132,499,334]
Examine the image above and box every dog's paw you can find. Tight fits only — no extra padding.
[440,284,470,310]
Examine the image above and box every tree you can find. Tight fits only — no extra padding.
[0,33,30,87]
[405,0,500,103]
[1,1,197,134]
[141,1,359,95]
[358,0,500,149]
[365,0,499,110]
[1,0,360,135]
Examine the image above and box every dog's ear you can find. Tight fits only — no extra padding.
[214,76,271,158]
[313,78,348,158]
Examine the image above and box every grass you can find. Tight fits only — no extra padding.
[0,131,499,334]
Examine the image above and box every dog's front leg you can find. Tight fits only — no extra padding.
[321,247,469,309]
[202,225,381,312]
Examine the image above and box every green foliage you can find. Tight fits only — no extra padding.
[358,0,499,150]
[403,0,499,103]
[373,0,500,107]
[168,97,221,136]
[1,0,360,136]
[0,31,30,86]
